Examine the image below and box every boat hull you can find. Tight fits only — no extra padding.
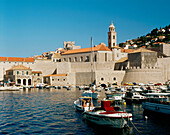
[142,102,170,115]
[83,112,131,128]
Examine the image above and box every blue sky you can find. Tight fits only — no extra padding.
[0,0,170,57]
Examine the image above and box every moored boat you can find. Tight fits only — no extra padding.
[82,100,132,128]
[142,93,170,115]
[124,91,146,104]
[74,96,95,112]
[82,90,99,99]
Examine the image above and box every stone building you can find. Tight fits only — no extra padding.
[4,65,32,86]
[32,71,43,85]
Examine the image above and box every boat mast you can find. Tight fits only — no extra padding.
[91,37,93,85]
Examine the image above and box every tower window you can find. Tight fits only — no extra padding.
[113,36,115,39]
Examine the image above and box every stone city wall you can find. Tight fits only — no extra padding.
[122,68,164,84]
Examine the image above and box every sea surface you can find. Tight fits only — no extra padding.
[0,88,169,135]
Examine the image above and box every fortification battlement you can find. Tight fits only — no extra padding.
[126,66,159,70]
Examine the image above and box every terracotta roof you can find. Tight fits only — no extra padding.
[32,71,42,74]
[0,57,34,62]
[44,74,67,77]
[24,58,34,62]
[121,49,135,53]
[8,57,24,62]
[62,44,111,55]
[116,57,128,63]
[130,48,156,53]
[0,57,7,61]
[7,65,31,71]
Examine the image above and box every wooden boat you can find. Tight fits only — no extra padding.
[142,93,170,115]
[82,100,132,128]
[74,96,95,112]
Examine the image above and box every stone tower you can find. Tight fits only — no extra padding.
[108,22,117,49]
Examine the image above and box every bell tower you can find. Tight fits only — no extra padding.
[108,21,117,49]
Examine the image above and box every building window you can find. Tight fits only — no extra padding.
[58,79,60,81]
[94,54,97,62]
[52,79,54,81]
[75,57,77,62]
[101,78,104,81]
[69,58,71,62]
[113,77,116,80]
[17,71,19,75]
[64,58,66,62]
[85,56,89,62]
[113,43,115,46]
[22,71,24,75]
[105,53,107,62]
[38,73,40,76]
[113,35,115,39]
[63,79,65,81]
[26,71,28,75]
[80,57,83,62]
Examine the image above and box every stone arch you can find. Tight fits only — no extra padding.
[17,79,21,85]
[23,79,26,85]
[28,79,31,85]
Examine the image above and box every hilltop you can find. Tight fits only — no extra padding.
[119,24,170,49]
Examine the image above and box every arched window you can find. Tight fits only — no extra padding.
[26,71,29,75]
[85,56,89,62]
[75,57,77,62]
[28,79,31,85]
[23,79,26,85]
[17,79,21,84]
[17,71,19,75]
[80,57,83,62]
[69,58,71,62]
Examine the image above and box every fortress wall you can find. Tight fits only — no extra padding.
[122,68,164,84]
[95,71,125,86]
[76,72,95,85]
[158,57,170,81]
[71,62,115,72]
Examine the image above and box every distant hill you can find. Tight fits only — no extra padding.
[119,24,170,49]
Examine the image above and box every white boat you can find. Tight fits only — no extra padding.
[82,100,132,128]
[142,93,170,115]
[82,90,99,99]
[0,86,21,91]
[124,91,146,103]
[74,97,95,112]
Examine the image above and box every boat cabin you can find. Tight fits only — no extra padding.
[144,93,170,104]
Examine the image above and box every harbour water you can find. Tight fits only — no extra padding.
[0,88,169,135]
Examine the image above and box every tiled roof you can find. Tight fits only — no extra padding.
[0,57,34,62]
[62,44,111,55]
[130,48,156,53]
[121,49,135,53]
[7,65,31,71]
[44,74,67,77]
[32,71,42,74]
[116,57,128,63]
